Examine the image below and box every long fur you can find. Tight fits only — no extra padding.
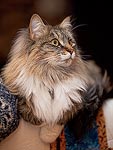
[1,14,112,126]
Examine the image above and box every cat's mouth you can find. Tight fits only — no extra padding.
[58,51,75,66]
[60,51,75,61]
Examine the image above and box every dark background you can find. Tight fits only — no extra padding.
[0,0,112,80]
[72,0,113,80]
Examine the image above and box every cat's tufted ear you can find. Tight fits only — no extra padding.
[29,14,46,40]
[60,16,72,29]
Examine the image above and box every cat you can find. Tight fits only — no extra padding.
[1,14,112,126]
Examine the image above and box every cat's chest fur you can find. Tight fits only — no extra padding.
[19,75,86,124]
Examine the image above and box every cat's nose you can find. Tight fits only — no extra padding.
[66,48,74,55]
[65,44,74,55]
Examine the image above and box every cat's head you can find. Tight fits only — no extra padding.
[27,14,77,68]
[2,14,86,94]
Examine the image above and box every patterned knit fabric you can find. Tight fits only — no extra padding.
[51,124,99,150]
[51,108,109,150]
[0,78,19,142]
[64,122,99,150]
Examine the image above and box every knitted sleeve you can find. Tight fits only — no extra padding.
[0,78,20,142]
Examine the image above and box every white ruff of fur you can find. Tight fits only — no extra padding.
[14,67,87,124]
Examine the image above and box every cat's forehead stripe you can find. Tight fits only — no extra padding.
[52,31,59,39]
[51,29,68,44]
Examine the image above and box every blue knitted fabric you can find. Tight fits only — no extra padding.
[64,121,100,150]
[0,78,19,142]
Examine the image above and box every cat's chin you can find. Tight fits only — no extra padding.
[59,59,73,67]
[65,59,73,66]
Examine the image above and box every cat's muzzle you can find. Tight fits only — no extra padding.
[60,51,75,61]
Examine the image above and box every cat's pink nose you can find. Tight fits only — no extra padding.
[67,48,74,55]
[65,43,74,55]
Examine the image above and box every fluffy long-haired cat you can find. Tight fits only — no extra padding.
[1,14,112,126]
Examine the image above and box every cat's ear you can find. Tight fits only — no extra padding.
[60,16,72,29]
[29,14,46,40]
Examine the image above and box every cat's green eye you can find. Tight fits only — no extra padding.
[51,39,59,46]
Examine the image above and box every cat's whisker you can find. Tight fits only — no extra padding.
[72,24,88,31]
[81,54,91,58]
[42,56,59,64]
[43,56,56,61]
[70,17,77,24]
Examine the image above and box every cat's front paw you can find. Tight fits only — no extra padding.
[40,124,64,143]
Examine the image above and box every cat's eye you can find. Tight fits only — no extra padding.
[69,39,76,47]
[51,39,60,46]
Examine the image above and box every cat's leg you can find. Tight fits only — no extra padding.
[40,124,64,143]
